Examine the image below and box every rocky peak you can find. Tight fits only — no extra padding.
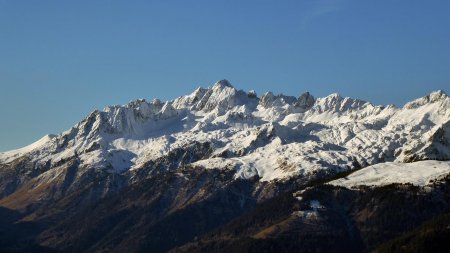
[172,80,247,113]
[171,87,208,110]
[126,98,147,108]
[324,93,343,102]
[158,102,178,119]
[193,80,252,113]
[259,92,297,108]
[212,79,234,89]
[151,98,163,107]
[404,90,449,109]
[295,91,315,109]
[312,93,370,113]
[248,90,257,98]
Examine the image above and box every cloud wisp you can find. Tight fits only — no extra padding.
[298,0,343,28]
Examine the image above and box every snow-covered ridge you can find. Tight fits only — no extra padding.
[0,134,57,163]
[0,80,449,183]
[329,160,450,187]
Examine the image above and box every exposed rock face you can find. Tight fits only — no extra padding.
[295,91,315,109]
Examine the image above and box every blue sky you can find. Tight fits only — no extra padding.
[0,0,449,151]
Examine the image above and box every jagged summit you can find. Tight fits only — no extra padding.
[213,79,234,89]
[404,89,449,109]
[326,92,342,99]
[296,91,315,109]
[259,91,297,108]
[430,89,447,98]
[305,92,372,117]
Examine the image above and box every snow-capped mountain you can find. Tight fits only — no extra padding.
[0,80,450,175]
[1,80,448,183]
[0,80,449,253]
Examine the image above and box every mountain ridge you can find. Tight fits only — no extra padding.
[1,80,448,178]
[0,80,449,252]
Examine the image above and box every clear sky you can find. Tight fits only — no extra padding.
[0,0,449,151]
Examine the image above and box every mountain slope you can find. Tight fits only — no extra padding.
[171,176,450,253]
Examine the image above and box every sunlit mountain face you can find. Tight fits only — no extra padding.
[0,80,449,253]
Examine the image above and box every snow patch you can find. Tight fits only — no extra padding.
[329,160,450,187]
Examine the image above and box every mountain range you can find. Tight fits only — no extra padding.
[0,80,449,253]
